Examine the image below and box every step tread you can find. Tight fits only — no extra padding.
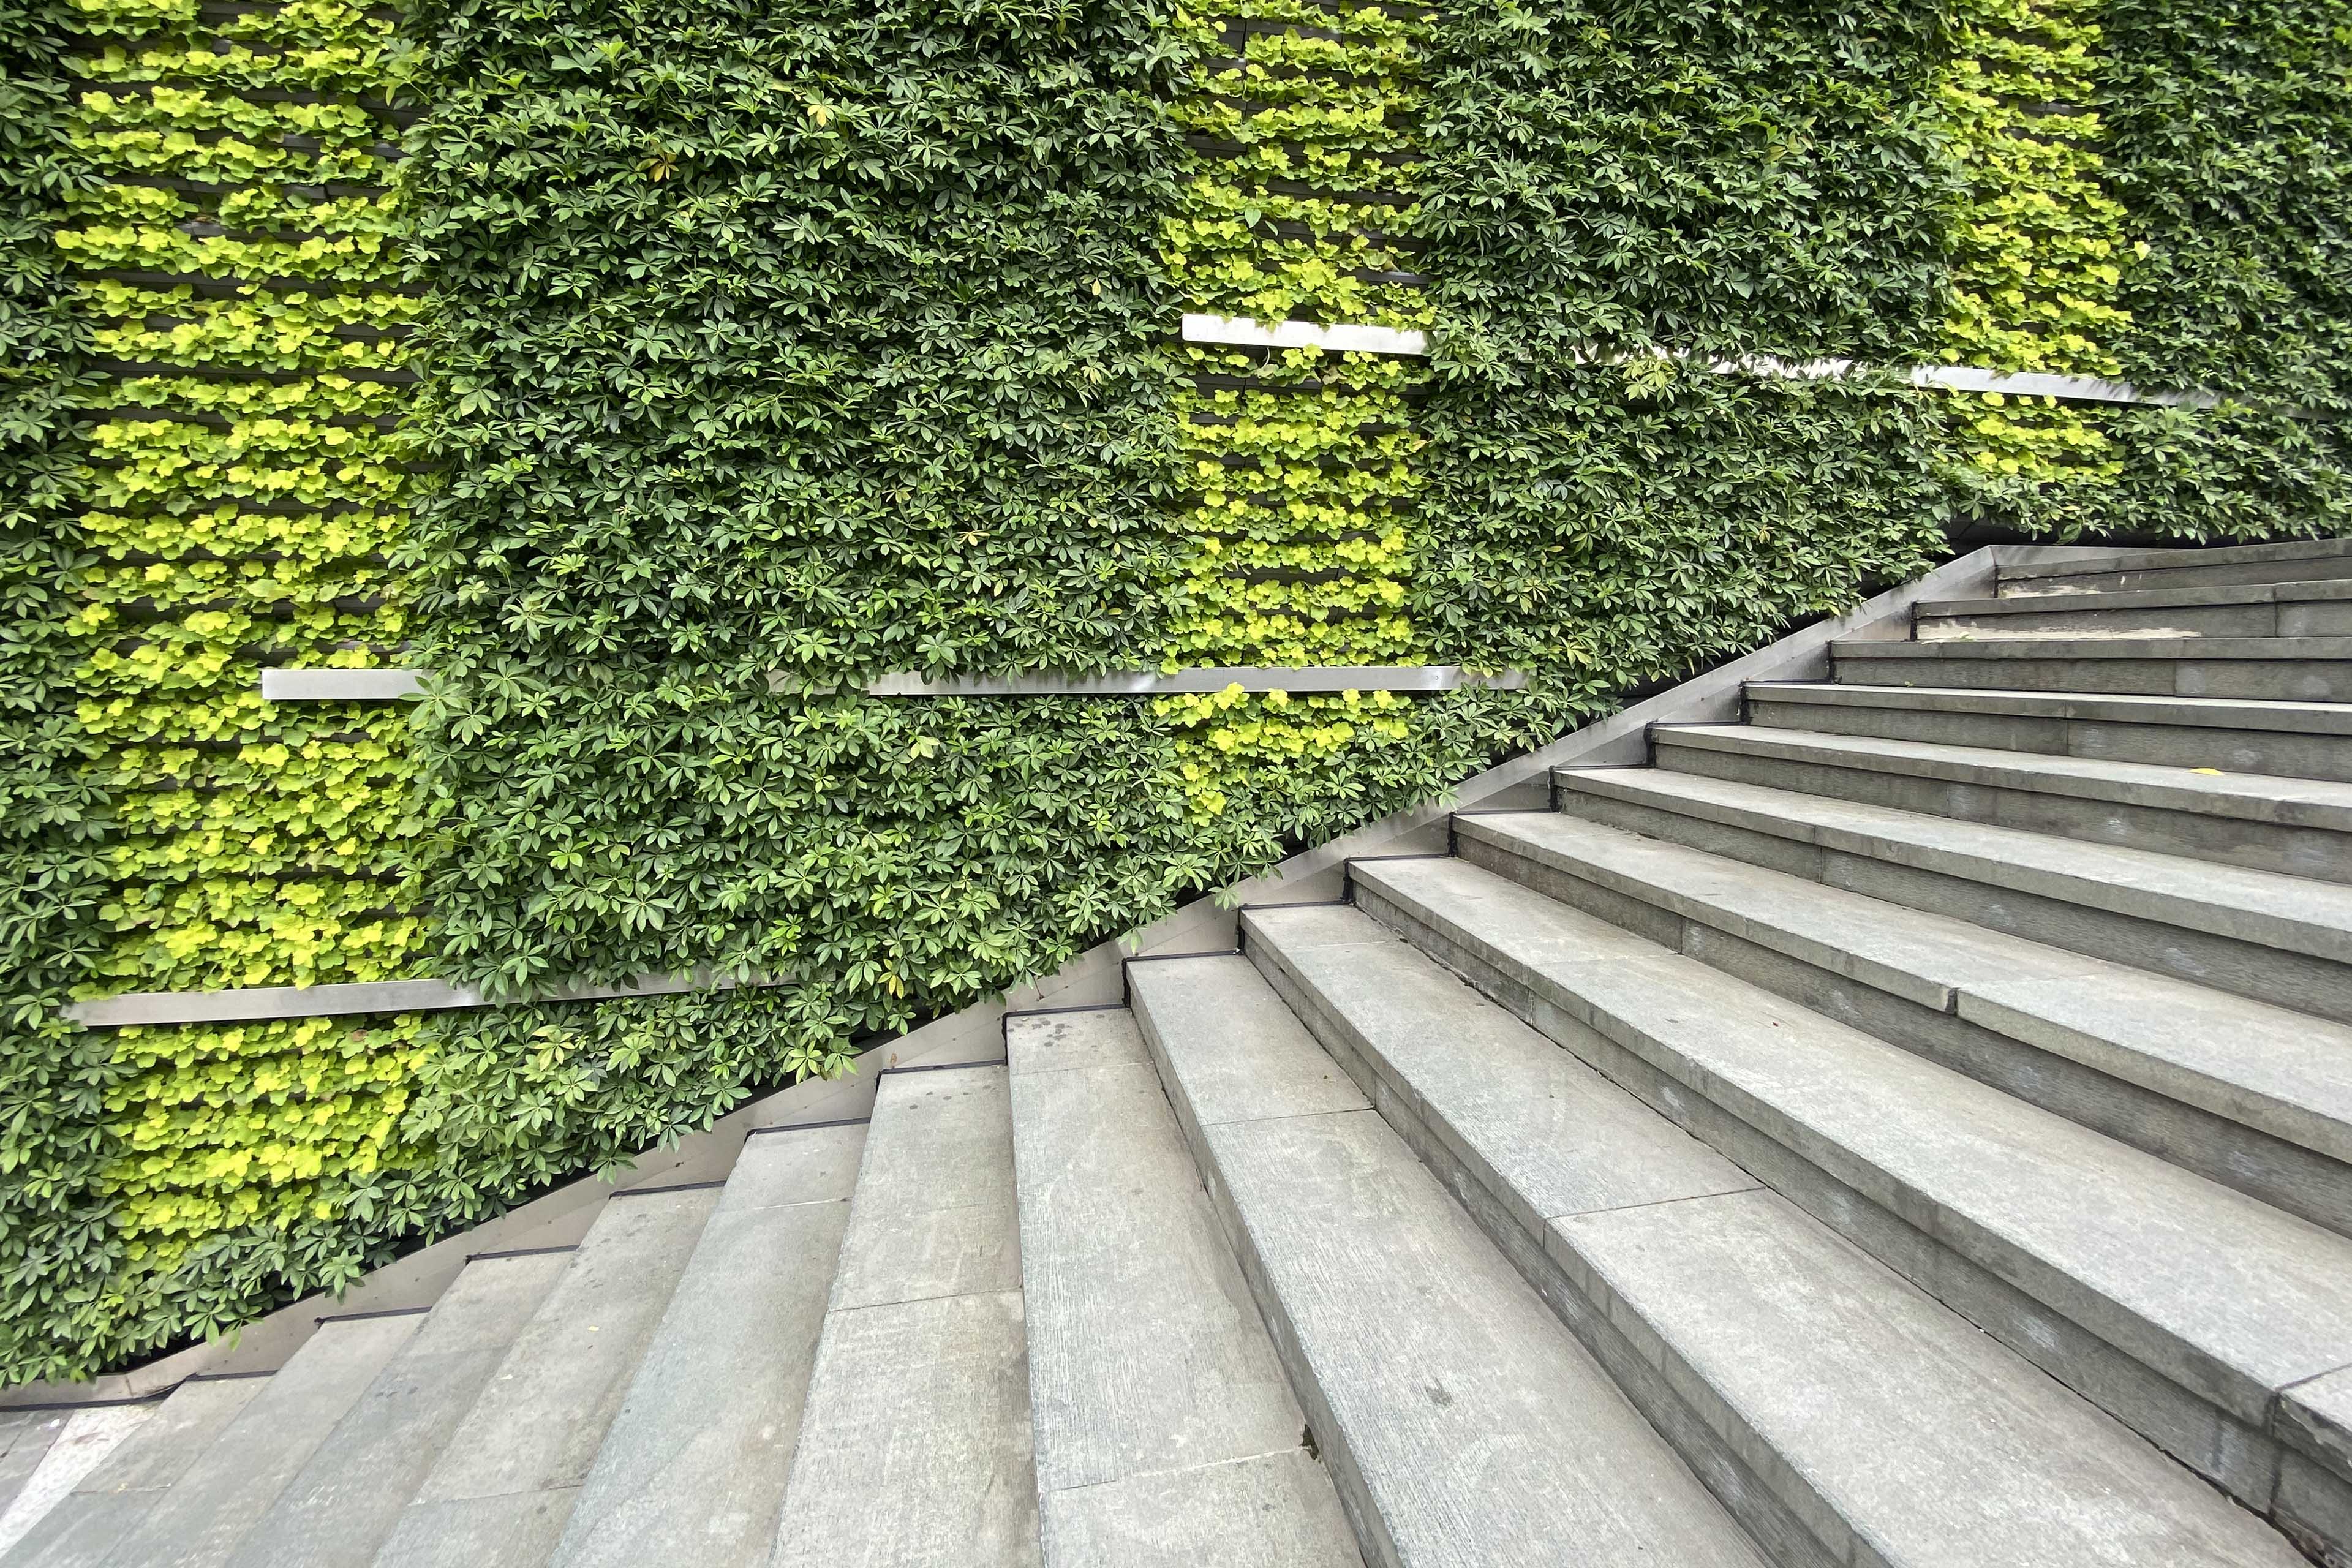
[1006,1009,1355,1567]
[1928,577,2352,615]
[375,1185,720,1567]
[1833,636,2352,660]
[225,1251,569,1568]
[1127,955,1769,1568]
[4,1390,247,1568]
[1346,854,2352,1438]
[551,1124,864,1568]
[1658,723,2352,829]
[1245,900,2305,1568]
[0,1411,68,1528]
[1751,684,2352,736]
[1552,763,2352,963]
[769,1067,1038,1568]
[1458,810,2352,1164]
[97,1314,420,1568]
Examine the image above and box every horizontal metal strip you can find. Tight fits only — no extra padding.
[263,665,1527,702]
[1183,323,2223,407]
[1906,363,2215,407]
[854,666,1526,696]
[66,968,783,1028]
[1608,347,2213,407]
[1183,313,1429,356]
[262,666,422,700]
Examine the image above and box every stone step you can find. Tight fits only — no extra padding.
[4,1384,259,1567]
[1921,578,2352,641]
[1454,809,2352,1235]
[1005,1009,1357,1568]
[74,1314,421,1568]
[1125,953,1770,1568]
[1831,636,2352,701]
[1650,722,2352,884]
[0,1411,76,1545]
[1243,897,2312,1568]
[1745,682,2352,785]
[1344,852,2352,1561]
[1998,537,2352,598]
[372,1185,720,1568]
[769,1066,1038,1568]
[1548,763,2352,1025]
[227,1251,570,1568]
[552,1123,865,1568]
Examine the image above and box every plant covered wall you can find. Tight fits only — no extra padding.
[2,0,430,1378]
[3,0,2348,1382]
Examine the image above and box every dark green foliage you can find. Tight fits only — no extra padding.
[1413,0,1960,687]
[0,0,128,1383]
[1417,0,1958,366]
[394,0,1215,1164]
[2101,0,2352,404]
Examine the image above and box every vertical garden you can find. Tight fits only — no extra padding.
[1,0,2346,1380]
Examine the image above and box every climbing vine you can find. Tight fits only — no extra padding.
[3,0,2349,1383]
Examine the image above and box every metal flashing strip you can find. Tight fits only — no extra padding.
[66,968,783,1028]
[744,1115,873,1137]
[1693,352,2214,408]
[853,665,1528,697]
[1172,318,2219,406]
[278,664,1530,703]
[1906,364,2215,408]
[260,666,424,701]
[1181,312,1428,357]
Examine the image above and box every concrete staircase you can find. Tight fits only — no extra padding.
[7,535,2352,1566]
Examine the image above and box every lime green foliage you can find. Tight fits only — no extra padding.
[0,0,430,1379]
[1160,0,1464,819]
[1934,0,2129,499]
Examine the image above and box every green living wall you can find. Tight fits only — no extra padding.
[1,0,2346,1380]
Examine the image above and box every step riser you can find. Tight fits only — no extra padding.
[1653,737,2352,888]
[1548,783,2352,1027]
[1455,831,2352,1240]
[1834,653,2352,702]
[1244,937,1852,1568]
[1344,876,2318,1537]
[1126,999,1404,1568]
[1748,695,2352,786]
[2002,555,2352,598]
